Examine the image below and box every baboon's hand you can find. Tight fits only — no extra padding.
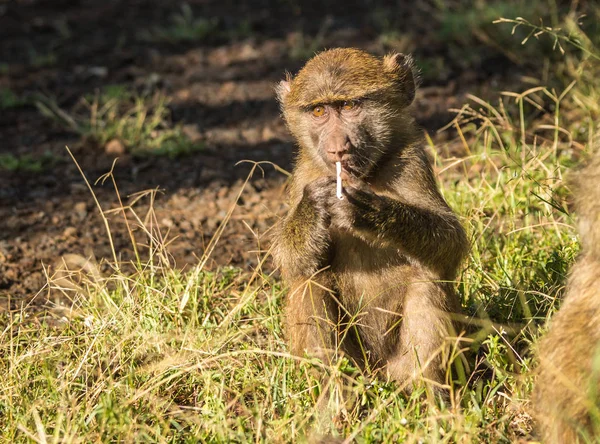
[277,177,337,276]
[300,177,337,227]
[330,179,386,231]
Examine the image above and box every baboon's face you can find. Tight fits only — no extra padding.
[277,48,416,179]
[298,98,397,180]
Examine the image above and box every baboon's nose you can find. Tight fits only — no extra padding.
[326,134,351,162]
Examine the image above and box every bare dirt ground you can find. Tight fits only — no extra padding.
[0,0,527,302]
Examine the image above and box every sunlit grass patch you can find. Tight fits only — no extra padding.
[5,88,580,440]
[35,88,201,158]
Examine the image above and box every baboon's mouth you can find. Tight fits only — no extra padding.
[337,159,359,180]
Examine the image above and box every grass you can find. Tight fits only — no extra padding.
[2,6,600,443]
[35,88,201,158]
[4,98,574,440]
[412,0,598,82]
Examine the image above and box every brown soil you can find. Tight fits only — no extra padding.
[0,0,528,302]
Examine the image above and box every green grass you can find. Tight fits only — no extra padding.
[410,0,599,82]
[3,7,600,443]
[35,88,201,158]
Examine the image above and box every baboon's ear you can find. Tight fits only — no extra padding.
[275,73,292,105]
[383,53,418,105]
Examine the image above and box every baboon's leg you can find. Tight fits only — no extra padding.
[385,282,457,390]
[286,275,341,361]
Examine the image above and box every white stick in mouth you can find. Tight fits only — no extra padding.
[336,161,343,200]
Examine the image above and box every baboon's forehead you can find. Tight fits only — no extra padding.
[287,48,396,108]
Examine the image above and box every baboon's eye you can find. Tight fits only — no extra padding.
[312,106,325,117]
[342,100,357,111]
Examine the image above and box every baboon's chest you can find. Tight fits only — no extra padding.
[330,230,408,270]
[329,230,415,307]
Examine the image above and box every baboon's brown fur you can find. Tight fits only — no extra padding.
[272,48,468,389]
[535,141,600,442]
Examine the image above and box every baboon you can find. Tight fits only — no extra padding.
[534,141,600,442]
[272,48,468,389]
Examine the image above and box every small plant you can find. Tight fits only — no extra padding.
[138,3,218,43]
[27,46,58,68]
[495,15,600,61]
[0,88,27,110]
[0,151,58,172]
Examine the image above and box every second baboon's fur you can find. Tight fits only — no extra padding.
[534,141,600,442]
